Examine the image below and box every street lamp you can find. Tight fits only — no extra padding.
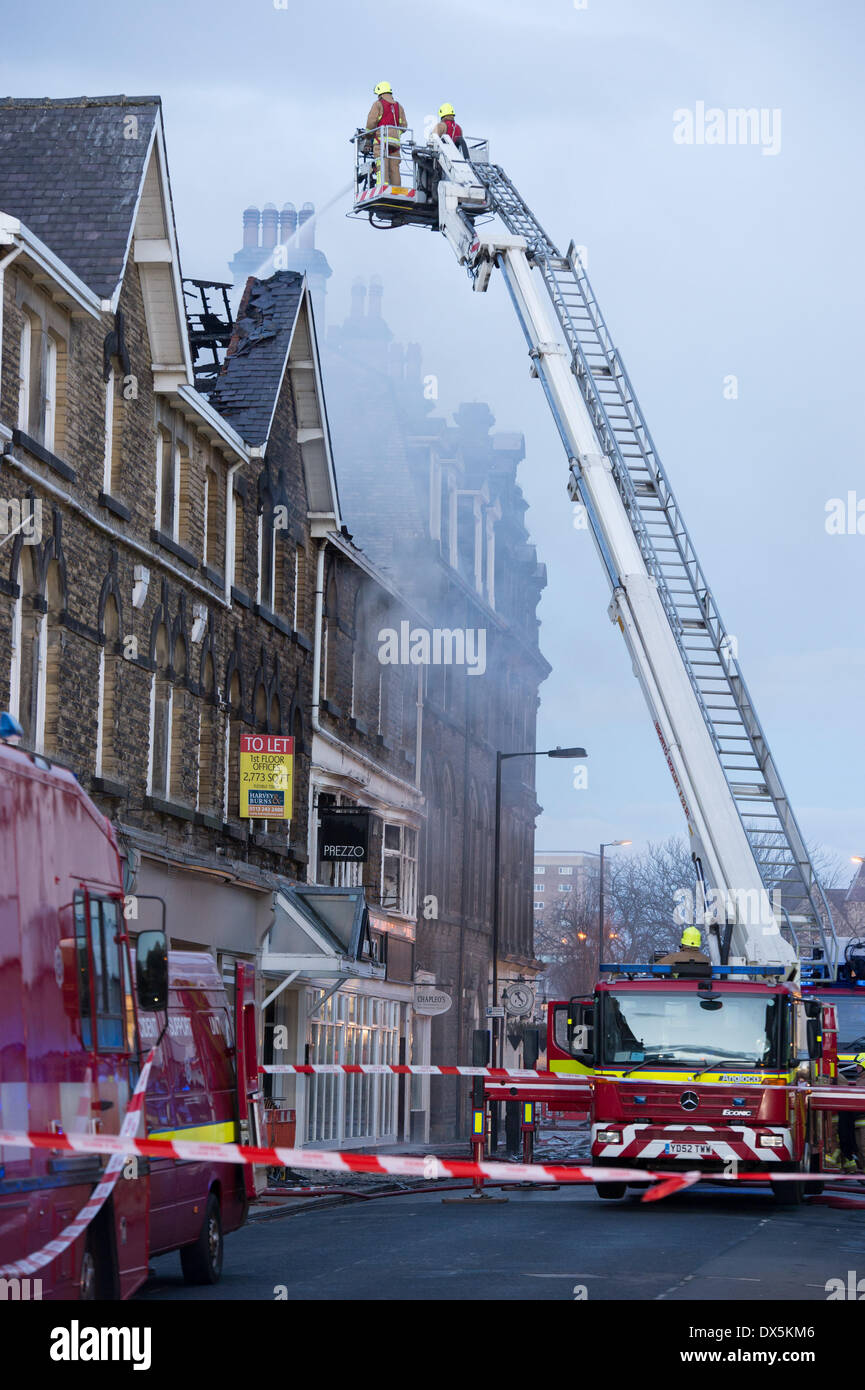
[492,745,587,1068]
[599,839,631,961]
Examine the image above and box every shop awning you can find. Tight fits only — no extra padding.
[261,885,386,980]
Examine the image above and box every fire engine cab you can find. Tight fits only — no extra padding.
[563,964,831,1202]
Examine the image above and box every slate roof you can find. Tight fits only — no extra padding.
[0,95,160,298]
[207,272,305,448]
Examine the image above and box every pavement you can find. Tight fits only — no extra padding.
[248,1125,592,1220]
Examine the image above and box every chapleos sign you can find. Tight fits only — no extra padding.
[240,734,294,820]
[413,986,452,1017]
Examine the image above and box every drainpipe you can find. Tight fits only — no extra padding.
[0,243,23,410]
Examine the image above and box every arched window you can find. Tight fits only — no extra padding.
[293,544,306,632]
[10,547,39,745]
[97,593,121,778]
[224,669,242,820]
[233,493,245,590]
[149,623,171,797]
[198,652,219,814]
[254,682,267,729]
[322,569,338,703]
[30,558,61,754]
[169,634,188,800]
[269,690,281,734]
[440,765,459,915]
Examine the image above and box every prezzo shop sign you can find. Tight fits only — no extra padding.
[319,809,370,862]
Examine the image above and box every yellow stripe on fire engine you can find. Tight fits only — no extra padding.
[549,1060,594,1075]
[593,1070,793,1085]
[148,1120,237,1144]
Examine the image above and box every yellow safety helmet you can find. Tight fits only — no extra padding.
[438,103,455,119]
[681,926,702,949]
[856,1052,865,1068]
[374,81,393,96]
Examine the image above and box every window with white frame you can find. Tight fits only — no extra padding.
[558,883,571,892]
[558,866,573,875]
[534,883,545,892]
[534,865,546,874]
[381,823,417,917]
[534,902,545,911]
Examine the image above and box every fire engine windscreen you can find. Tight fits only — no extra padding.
[601,992,782,1069]
[832,998,865,1052]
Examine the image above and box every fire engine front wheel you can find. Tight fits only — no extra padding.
[180,1192,224,1285]
[595,1182,627,1200]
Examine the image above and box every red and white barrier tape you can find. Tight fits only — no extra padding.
[1,1127,862,1203]
[260,1064,583,1079]
[0,1049,156,1279]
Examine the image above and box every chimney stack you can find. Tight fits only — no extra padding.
[261,202,279,249]
[243,205,260,249]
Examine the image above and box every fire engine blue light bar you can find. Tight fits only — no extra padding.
[598,963,788,976]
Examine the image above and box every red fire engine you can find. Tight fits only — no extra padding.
[549,964,847,1202]
[0,724,260,1298]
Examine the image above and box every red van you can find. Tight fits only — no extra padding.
[0,725,259,1299]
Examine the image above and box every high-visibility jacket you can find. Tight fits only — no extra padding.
[366,97,406,149]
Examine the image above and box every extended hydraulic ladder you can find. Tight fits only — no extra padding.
[354,137,839,975]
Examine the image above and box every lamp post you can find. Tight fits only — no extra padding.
[599,839,631,964]
[491,746,587,1068]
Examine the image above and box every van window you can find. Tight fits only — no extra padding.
[74,890,134,1052]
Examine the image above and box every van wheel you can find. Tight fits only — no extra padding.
[78,1228,111,1301]
[180,1193,223,1285]
[78,1246,98,1301]
[595,1182,626,1200]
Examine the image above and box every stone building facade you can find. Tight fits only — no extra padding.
[0,97,431,1148]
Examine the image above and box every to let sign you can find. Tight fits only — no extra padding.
[240,734,294,820]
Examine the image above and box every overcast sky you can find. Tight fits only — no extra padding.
[2,0,863,879]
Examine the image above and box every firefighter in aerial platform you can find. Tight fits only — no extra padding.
[656,926,711,977]
[363,81,407,188]
[430,103,470,159]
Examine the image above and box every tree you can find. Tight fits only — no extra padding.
[607,837,696,960]
[534,867,600,999]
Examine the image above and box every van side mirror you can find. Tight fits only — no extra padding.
[567,997,594,1059]
[136,929,168,1011]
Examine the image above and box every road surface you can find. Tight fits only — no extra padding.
[135,1183,865,1301]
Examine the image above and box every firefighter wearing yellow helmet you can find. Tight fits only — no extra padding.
[431,102,470,158]
[656,926,710,974]
[364,82,407,188]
